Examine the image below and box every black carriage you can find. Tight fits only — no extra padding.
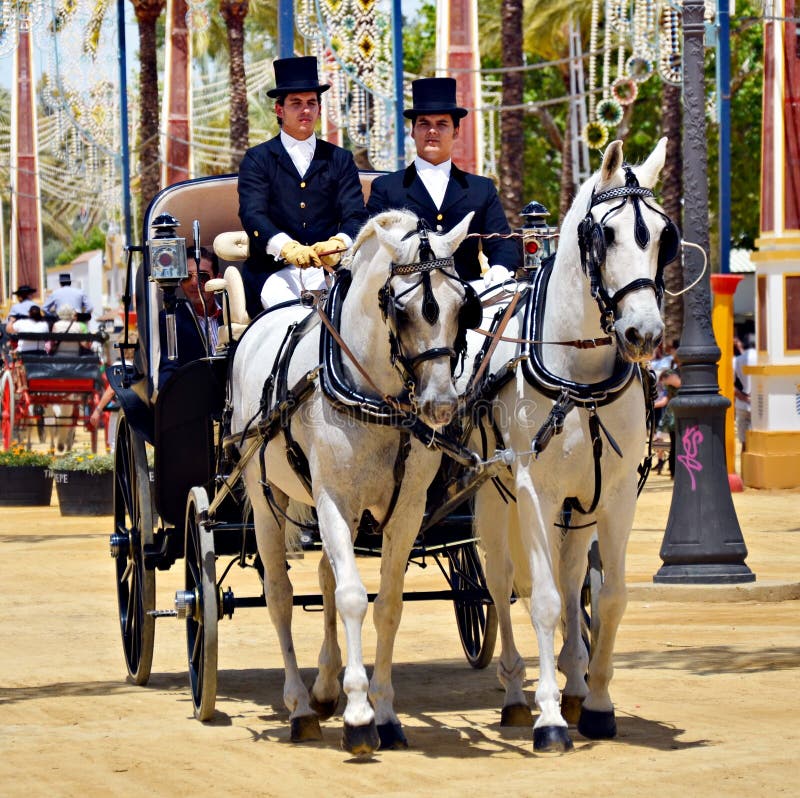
[109,173,504,719]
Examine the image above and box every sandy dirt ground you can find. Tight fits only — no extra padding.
[1,474,798,797]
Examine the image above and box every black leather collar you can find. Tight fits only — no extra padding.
[520,257,638,406]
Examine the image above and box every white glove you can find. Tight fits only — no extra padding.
[483,264,513,288]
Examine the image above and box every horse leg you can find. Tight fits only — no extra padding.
[309,553,342,720]
[315,490,378,756]
[368,510,425,750]
[475,482,532,727]
[516,471,573,753]
[243,467,321,742]
[578,489,635,740]
[558,526,594,724]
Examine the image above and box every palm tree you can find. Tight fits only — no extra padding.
[131,0,166,213]
[219,0,250,169]
[499,0,524,227]
[660,82,684,346]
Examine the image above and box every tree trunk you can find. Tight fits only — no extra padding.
[132,0,166,213]
[221,0,250,170]
[499,0,524,227]
[660,82,684,347]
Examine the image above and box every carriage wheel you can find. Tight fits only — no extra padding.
[0,372,14,449]
[447,542,498,669]
[183,486,218,721]
[111,415,156,685]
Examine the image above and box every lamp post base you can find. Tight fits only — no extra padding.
[654,562,756,584]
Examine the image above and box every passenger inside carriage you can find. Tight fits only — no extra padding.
[6,304,50,352]
[156,247,222,391]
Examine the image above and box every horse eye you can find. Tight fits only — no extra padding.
[604,227,615,248]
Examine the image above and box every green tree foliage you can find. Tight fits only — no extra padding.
[403,2,437,76]
[55,227,106,266]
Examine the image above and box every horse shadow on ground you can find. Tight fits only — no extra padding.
[188,660,711,758]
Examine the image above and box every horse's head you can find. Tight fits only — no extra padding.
[351,209,477,428]
[573,137,677,362]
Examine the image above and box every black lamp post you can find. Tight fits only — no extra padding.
[653,0,754,584]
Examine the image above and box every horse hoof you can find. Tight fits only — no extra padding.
[533,725,573,753]
[578,707,617,739]
[290,714,323,742]
[341,721,380,757]
[310,695,338,721]
[501,703,533,727]
[377,722,409,750]
[561,694,585,725]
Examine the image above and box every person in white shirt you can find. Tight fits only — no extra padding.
[733,332,757,451]
[237,56,368,317]
[9,305,50,352]
[366,77,520,286]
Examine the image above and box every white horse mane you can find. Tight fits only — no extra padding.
[342,209,420,270]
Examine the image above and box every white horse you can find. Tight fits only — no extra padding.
[231,209,478,755]
[469,138,675,751]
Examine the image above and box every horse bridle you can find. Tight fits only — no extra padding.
[378,220,482,381]
[577,164,680,334]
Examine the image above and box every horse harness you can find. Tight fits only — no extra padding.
[467,168,676,520]
[577,164,680,334]
[229,220,483,536]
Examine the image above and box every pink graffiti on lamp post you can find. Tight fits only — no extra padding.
[677,424,704,490]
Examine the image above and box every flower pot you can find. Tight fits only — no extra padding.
[0,466,54,506]
[52,470,114,516]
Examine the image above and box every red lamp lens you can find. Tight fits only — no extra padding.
[525,240,539,255]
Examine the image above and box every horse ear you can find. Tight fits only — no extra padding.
[635,136,668,189]
[373,217,403,262]
[598,140,624,189]
[440,211,475,252]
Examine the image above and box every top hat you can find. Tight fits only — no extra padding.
[59,273,71,285]
[403,78,468,120]
[267,57,330,98]
[13,285,35,296]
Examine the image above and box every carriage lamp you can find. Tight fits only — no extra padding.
[148,212,188,360]
[518,201,558,272]
[148,213,188,285]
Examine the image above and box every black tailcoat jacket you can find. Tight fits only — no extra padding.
[238,136,368,317]
[366,163,521,282]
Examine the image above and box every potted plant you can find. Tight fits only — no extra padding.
[0,446,54,506]
[50,449,115,516]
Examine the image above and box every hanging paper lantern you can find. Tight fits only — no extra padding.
[583,121,609,150]
[612,77,638,106]
[596,98,624,127]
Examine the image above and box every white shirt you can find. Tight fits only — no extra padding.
[13,318,50,352]
[414,156,451,210]
[281,129,316,177]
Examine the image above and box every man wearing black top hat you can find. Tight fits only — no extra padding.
[237,56,368,318]
[43,273,93,318]
[367,77,520,285]
[6,285,37,321]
